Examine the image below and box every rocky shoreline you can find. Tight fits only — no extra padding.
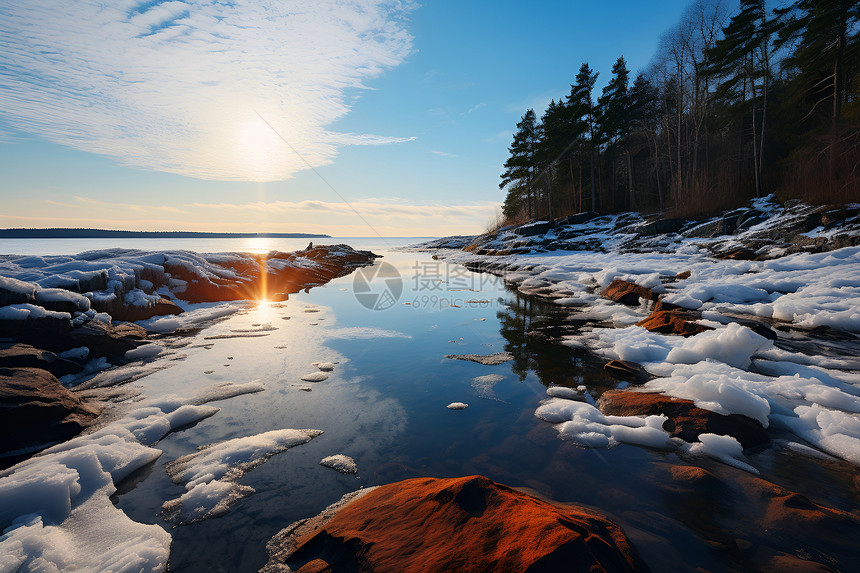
[0,244,379,466]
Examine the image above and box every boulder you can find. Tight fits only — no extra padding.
[635,310,713,337]
[636,218,688,236]
[265,475,649,573]
[602,279,655,306]
[662,465,860,572]
[0,343,83,377]
[598,389,768,448]
[63,320,147,358]
[0,367,100,455]
[108,297,185,323]
[603,360,652,384]
[556,212,599,226]
[515,221,555,237]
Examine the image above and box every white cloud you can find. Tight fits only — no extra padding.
[186,198,500,221]
[0,0,415,181]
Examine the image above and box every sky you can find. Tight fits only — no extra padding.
[0,0,691,237]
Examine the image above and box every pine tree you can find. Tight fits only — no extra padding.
[598,56,633,208]
[706,0,773,197]
[500,109,539,219]
[567,63,599,211]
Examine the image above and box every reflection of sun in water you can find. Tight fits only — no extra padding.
[243,237,272,254]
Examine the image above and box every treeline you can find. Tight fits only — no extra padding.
[500,0,860,222]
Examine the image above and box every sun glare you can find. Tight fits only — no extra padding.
[238,118,284,181]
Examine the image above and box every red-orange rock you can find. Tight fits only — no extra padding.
[269,475,649,573]
[675,270,692,281]
[0,367,100,457]
[636,310,712,336]
[601,279,655,306]
[598,390,768,448]
[661,464,859,572]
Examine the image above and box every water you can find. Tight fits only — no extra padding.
[7,239,860,572]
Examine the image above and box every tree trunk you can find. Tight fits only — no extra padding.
[625,148,635,210]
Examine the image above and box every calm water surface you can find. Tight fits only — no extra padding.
[6,238,858,572]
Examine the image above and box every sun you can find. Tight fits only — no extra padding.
[238,118,284,181]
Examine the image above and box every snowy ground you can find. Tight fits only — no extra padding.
[427,199,860,472]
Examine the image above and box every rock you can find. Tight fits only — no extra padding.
[637,218,688,236]
[598,389,768,448]
[556,211,599,226]
[603,360,652,384]
[661,464,860,572]
[635,310,713,337]
[514,220,556,237]
[0,314,73,342]
[675,270,691,281]
[0,343,83,377]
[444,352,514,365]
[0,276,37,306]
[601,279,655,306]
[107,297,185,322]
[733,319,778,340]
[715,247,760,261]
[265,475,649,573]
[64,320,147,358]
[0,367,100,456]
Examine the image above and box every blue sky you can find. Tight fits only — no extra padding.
[0,0,690,236]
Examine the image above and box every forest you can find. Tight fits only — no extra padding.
[499,0,860,222]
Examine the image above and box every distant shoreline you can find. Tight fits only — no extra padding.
[0,228,330,239]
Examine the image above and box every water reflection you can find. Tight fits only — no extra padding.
[497,288,618,394]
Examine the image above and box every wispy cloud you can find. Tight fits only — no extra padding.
[186,198,500,221]
[463,102,486,115]
[428,150,456,157]
[0,1,415,181]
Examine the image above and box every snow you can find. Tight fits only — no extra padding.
[58,347,89,361]
[314,362,335,372]
[546,386,582,399]
[535,398,672,450]
[446,402,468,410]
[34,288,91,311]
[162,429,323,524]
[319,454,357,474]
[124,344,163,361]
[0,303,71,320]
[0,399,220,572]
[137,303,246,333]
[427,202,860,467]
[300,372,329,382]
[682,434,759,474]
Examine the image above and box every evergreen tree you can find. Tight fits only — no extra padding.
[567,63,599,211]
[598,56,633,208]
[775,0,860,124]
[500,109,539,219]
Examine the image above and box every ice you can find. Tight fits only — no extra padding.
[34,288,91,311]
[123,344,163,361]
[444,352,513,365]
[313,362,335,372]
[535,398,672,450]
[546,386,582,400]
[0,395,222,572]
[682,433,758,474]
[319,454,357,474]
[773,405,860,465]
[472,374,504,398]
[58,347,89,361]
[0,303,71,320]
[446,402,468,410]
[644,372,771,426]
[162,429,323,524]
[190,381,267,405]
[325,327,412,339]
[0,275,37,296]
[300,372,329,382]
[137,303,247,334]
